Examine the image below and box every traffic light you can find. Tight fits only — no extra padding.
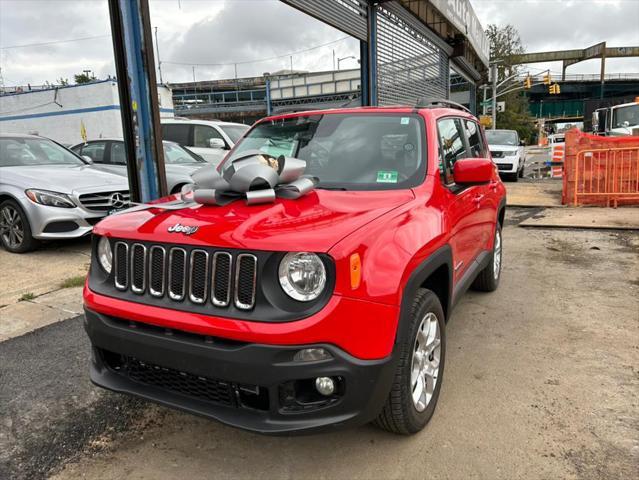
[549,83,561,95]
[543,73,552,85]
[524,76,532,89]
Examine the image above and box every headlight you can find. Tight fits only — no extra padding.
[278,252,326,302]
[505,150,519,156]
[97,236,113,274]
[25,189,75,208]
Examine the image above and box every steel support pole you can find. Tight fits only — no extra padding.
[359,40,369,106]
[108,0,167,203]
[491,63,497,130]
[366,2,378,106]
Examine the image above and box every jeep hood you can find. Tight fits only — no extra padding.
[95,189,414,252]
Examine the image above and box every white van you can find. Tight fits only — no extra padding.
[160,118,250,165]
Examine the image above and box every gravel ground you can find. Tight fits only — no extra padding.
[2,209,638,480]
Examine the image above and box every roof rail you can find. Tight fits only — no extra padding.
[414,97,472,114]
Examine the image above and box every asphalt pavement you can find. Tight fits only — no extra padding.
[2,210,637,480]
[0,315,145,480]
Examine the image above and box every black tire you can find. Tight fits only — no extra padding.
[374,289,446,435]
[518,164,524,178]
[472,223,502,292]
[0,199,40,253]
[170,183,188,195]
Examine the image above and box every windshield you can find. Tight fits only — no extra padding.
[163,142,205,164]
[227,113,425,190]
[485,130,518,146]
[0,137,85,167]
[220,124,249,144]
[612,103,639,128]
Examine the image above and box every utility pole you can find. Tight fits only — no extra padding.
[290,55,293,74]
[482,85,488,116]
[491,62,498,130]
[332,50,336,71]
[192,66,196,82]
[154,26,163,84]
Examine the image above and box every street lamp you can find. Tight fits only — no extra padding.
[337,55,357,70]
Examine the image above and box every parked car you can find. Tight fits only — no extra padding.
[485,129,525,181]
[84,103,506,435]
[161,118,249,165]
[0,134,129,253]
[71,139,207,194]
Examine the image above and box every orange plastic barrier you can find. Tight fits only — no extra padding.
[563,130,639,207]
[550,144,565,178]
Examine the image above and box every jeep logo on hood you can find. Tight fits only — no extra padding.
[167,223,199,235]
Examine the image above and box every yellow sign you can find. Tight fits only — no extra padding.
[80,121,87,142]
[479,115,492,127]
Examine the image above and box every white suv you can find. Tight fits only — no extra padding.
[485,129,525,181]
[160,118,250,165]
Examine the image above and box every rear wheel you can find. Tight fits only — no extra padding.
[0,199,39,253]
[472,223,502,292]
[374,289,445,434]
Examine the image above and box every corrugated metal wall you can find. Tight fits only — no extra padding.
[281,0,452,106]
[375,3,450,106]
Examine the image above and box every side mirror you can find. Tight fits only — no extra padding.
[519,140,525,146]
[82,155,94,164]
[453,157,495,185]
[208,138,226,149]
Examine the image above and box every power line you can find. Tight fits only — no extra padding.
[162,35,352,67]
[0,34,111,50]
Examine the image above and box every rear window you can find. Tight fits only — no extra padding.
[227,113,426,190]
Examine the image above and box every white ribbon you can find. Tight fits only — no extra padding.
[112,151,317,215]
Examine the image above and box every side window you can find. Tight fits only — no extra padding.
[163,124,191,146]
[193,125,225,148]
[70,145,82,154]
[81,142,106,163]
[110,142,127,165]
[464,120,487,158]
[437,118,467,184]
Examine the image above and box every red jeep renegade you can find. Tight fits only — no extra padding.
[84,102,506,435]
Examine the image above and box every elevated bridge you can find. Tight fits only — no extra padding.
[524,73,639,120]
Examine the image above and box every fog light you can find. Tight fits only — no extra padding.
[315,376,335,396]
[293,348,332,362]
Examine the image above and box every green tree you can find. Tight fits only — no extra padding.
[485,24,536,142]
[74,72,95,84]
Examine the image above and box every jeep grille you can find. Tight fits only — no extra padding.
[113,241,257,310]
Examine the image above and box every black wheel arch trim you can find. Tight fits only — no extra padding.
[395,244,453,346]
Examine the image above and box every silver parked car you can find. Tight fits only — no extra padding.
[70,139,206,194]
[0,134,130,253]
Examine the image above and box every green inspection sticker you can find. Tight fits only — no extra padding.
[377,170,399,183]
[400,117,410,125]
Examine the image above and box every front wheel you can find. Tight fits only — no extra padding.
[374,289,446,434]
[0,199,40,253]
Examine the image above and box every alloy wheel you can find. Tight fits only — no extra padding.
[410,312,441,412]
[0,205,25,249]
[493,229,502,280]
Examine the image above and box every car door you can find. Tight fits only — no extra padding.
[464,119,498,249]
[190,124,229,165]
[79,141,108,167]
[437,117,485,283]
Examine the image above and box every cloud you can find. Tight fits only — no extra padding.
[0,0,637,86]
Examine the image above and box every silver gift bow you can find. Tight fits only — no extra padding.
[112,150,317,215]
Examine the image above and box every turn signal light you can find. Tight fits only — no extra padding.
[350,253,361,289]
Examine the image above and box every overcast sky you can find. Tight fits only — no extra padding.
[0,0,638,87]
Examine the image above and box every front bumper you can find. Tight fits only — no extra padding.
[21,199,103,240]
[493,157,519,173]
[85,307,397,434]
